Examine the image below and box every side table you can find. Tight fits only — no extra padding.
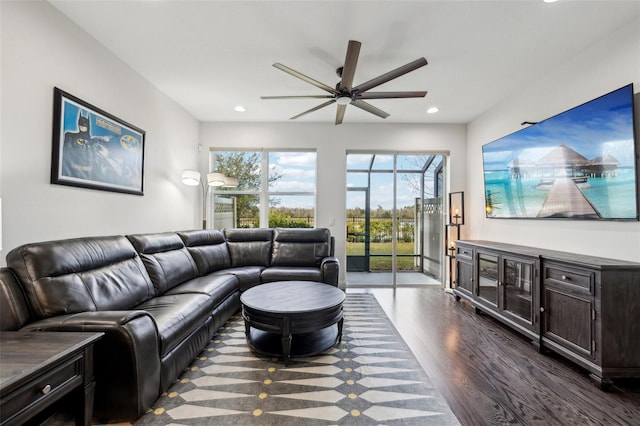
[0,331,103,426]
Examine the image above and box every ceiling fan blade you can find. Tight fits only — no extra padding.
[273,63,338,95]
[357,91,427,99]
[335,104,347,125]
[351,99,390,119]
[290,99,336,120]
[261,95,334,100]
[353,57,428,93]
[339,40,361,91]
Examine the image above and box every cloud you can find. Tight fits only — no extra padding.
[270,180,316,192]
[273,152,316,167]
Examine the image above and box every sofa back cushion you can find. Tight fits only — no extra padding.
[223,228,273,267]
[177,229,231,275]
[0,267,32,330]
[6,236,155,319]
[126,232,198,294]
[271,228,332,267]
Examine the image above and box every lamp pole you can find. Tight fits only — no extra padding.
[201,180,209,230]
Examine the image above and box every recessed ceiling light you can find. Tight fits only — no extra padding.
[427,107,439,114]
[234,105,246,112]
[543,0,558,3]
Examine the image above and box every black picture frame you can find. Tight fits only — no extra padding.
[51,87,145,195]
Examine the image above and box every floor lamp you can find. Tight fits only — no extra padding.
[182,170,225,229]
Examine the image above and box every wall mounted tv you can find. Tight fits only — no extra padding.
[482,84,638,221]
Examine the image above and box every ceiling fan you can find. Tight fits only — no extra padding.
[261,40,428,125]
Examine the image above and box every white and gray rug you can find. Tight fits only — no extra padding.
[134,293,459,425]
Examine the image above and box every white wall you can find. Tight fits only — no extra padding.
[199,121,468,284]
[467,16,640,262]
[0,1,200,264]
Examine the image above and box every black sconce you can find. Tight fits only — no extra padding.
[449,191,465,225]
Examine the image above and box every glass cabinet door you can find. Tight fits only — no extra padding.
[503,258,533,321]
[477,253,498,305]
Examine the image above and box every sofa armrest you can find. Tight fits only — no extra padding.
[0,267,31,331]
[21,311,161,422]
[320,256,340,286]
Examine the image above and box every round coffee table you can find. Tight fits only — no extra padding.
[240,281,345,365]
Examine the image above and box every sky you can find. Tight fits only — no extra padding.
[346,154,442,210]
[482,84,636,171]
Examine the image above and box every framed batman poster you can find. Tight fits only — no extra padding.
[51,87,145,195]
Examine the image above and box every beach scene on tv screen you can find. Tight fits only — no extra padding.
[482,85,637,220]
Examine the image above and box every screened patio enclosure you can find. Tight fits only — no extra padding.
[346,153,445,287]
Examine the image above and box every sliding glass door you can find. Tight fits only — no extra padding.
[346,152,445,287]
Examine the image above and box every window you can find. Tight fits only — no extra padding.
[210,149,316,228]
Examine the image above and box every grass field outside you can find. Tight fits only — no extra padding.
[347,241,419,270]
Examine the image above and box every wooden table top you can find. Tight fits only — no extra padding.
[240,281,345,315]
[0,331,103,391]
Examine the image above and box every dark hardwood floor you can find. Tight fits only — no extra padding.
[353,287,640,426]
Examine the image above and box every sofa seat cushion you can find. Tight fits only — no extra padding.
[136,293,214,356]
[164,274,239,309]
[261,267,321,284]
[215,267,264,292]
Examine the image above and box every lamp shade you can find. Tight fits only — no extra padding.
[207,172,225,187]
[181,169,201,186]
[223,176,238,188]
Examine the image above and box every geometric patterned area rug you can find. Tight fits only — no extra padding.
[134,293,460,425]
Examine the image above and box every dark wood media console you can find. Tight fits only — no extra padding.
[453,240,640,389]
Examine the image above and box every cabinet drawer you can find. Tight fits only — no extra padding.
[1,355,83,421]
[543,264,594,294]
[456,245,473,259]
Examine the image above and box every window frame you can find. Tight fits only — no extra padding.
[209,148,317,228]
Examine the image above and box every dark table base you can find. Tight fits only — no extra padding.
[246,324,340,361]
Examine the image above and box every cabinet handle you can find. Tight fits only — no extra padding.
[540,307,545,313]
[41,384,52,395]
[561,275,568,280]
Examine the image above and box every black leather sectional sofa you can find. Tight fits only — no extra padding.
[0,227,339,422]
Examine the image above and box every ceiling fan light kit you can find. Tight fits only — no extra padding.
[261,40,428,125]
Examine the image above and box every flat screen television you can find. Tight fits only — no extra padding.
[482,84,638,220]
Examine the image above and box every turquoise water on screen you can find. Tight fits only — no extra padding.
[484,168,637,219]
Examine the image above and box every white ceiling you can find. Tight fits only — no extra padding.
[49,0,640,125]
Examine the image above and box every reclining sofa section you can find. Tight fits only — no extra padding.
[1,227,339,422]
